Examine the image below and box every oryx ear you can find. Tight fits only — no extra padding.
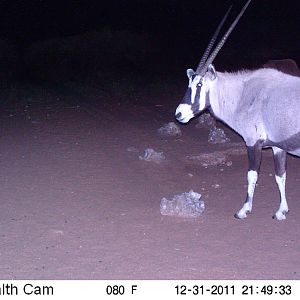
[207,64,217,80]
[186,68,195,79]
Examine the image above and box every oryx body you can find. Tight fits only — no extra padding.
[205,68,300,154]
[175,0,299,220]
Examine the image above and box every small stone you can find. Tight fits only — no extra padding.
[139,148,166,164]
[160,190,204,218]
[212,183,220,189]
[158,122,182,137]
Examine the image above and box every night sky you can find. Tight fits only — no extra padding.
[0,1,299,43]
[0,0,300,76]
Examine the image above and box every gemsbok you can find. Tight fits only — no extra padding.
[175,0,300,220]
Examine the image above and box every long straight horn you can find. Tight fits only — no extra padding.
[201,0,252,75]
[196,5,232,74]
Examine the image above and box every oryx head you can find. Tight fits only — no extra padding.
[175,0,252,124]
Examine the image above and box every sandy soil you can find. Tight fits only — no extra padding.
[0,84,299,280]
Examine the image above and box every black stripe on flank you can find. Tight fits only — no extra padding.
[265,132,300,152]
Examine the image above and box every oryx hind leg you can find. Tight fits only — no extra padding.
[272,147,288,220]
[235,142,262,219]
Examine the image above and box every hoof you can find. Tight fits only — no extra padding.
[272,210,289,220]
[234,210,250,219]
[234,213,241,219]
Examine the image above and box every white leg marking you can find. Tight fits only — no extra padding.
[274,172,288,220]
[236,170,258,219]
[272,146,281,155]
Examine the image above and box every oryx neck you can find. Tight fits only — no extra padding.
[209,71,247,126]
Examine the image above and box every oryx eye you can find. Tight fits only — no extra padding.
[197,82,202,88]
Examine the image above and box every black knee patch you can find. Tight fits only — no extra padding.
[273,150,287,177]
[247,141,263,172]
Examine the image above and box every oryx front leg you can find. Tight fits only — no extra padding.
[235,143,262,219]
[235,170,258,219]
[272,147,288,220]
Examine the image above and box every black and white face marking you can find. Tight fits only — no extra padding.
[175,65,216,124]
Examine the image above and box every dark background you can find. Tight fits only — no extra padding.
[1,1,300,282]
[0,0,299,86]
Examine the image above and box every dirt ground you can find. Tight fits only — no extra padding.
[0,83,299,280]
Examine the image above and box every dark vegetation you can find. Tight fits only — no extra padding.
[0,0,299,108]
